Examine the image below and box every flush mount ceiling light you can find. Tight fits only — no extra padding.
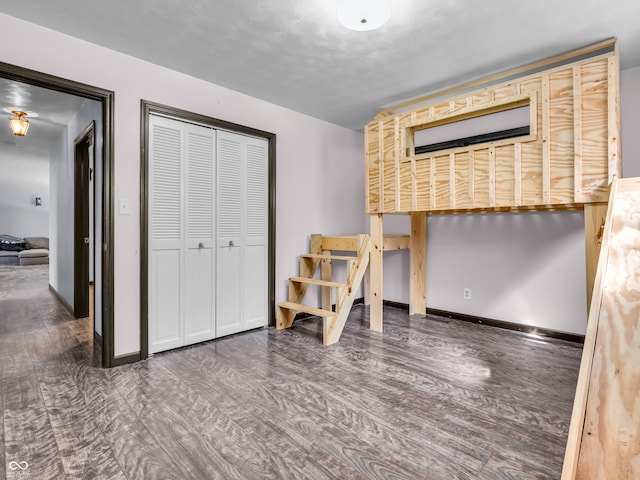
[338,0,391,31]
[8,110,30,136]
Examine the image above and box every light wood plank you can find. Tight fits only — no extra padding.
[608,43,622,183]
[584,202,608,312]
[575,177,640,479]
[369,214,383,332]
[409,212,427,315]
[542,74,551,204]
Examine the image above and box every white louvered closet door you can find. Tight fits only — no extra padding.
[149,115,216,354]
[184,125,216,345]
[216,131,268,337]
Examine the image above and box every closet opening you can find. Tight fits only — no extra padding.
[140,100,276,359]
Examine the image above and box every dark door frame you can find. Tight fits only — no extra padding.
[73,122,94,319]
[0,61,116,368]
[139,100,276,360]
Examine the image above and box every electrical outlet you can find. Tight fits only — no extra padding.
[463,288,471,300]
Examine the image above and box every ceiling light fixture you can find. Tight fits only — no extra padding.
[8,110,29,136]
[338,0,390,31]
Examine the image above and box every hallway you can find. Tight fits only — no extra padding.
[0,265,582,479]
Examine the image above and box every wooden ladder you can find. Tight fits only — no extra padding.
[276,234,370,346]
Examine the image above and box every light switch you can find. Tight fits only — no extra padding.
[119,198,130,216]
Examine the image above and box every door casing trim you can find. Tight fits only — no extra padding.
[0,61,115,368]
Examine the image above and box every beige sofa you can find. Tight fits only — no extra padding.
[0,236,49,266]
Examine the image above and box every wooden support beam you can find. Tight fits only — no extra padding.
[584,202,608,312]
[369,214,383,332]
[409,212,427,315]
[542,74,551,204]
[608,42,622,182]
[321,249,332,311]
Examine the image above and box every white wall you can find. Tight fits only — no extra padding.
[49,131,72,301]
[381,66,640,336]
[0,13,365,357]
[0,153,49,237]
[50,99,102,309]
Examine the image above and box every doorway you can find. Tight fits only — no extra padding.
[0,61,115,367]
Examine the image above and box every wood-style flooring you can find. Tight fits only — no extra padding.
[0,265,583,479]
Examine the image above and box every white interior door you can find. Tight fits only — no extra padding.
[149,117,185,353]
[216,131,268,337]
[149,116,216,353]
[184,126,216,344]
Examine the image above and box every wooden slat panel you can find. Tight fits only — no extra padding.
[520,77,544,206]
[365,122,381,212]
[382,119,396,212]
[541,74,551,204]
[398,162,414,212]
[549,68,575,204]
[574,66,584,202]
[449,153,456,209]
[429,156,436,210]
[415,157,430,210]
[455,151,471,209]
[394,116,401,211]
[434,154,450,210]
[580,59,609,203]
[473,149,490,208]
[410,112,417,211]
[514,143,522,206]
[495,145,515,207]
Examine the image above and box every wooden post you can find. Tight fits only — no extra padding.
[321,249,332,311]
[409,212,427,315]
[584,203,607,313]
[369,214,383,332]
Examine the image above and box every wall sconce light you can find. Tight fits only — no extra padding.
[9,110,30,136]
[35,196,42,207]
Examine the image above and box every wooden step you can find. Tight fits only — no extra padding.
[277,302,334,318]
[300,253,356,261]
[289,277,346,288]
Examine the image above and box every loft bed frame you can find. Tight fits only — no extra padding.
[365,38,621,331]
[364,37,631,479]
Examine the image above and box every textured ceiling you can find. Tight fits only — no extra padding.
[0,78,86,162]
[0,0,639,130]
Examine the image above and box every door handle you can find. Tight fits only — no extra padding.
[198,242,204,249]
[228,240,234,247]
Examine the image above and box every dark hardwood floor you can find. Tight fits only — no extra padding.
[0,265,582,479]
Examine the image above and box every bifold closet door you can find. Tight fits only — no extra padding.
[216,130,268,337]
[148,115,216,354]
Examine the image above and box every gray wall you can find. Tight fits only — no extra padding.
[380,66,640,336]
[0,154,49,237]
